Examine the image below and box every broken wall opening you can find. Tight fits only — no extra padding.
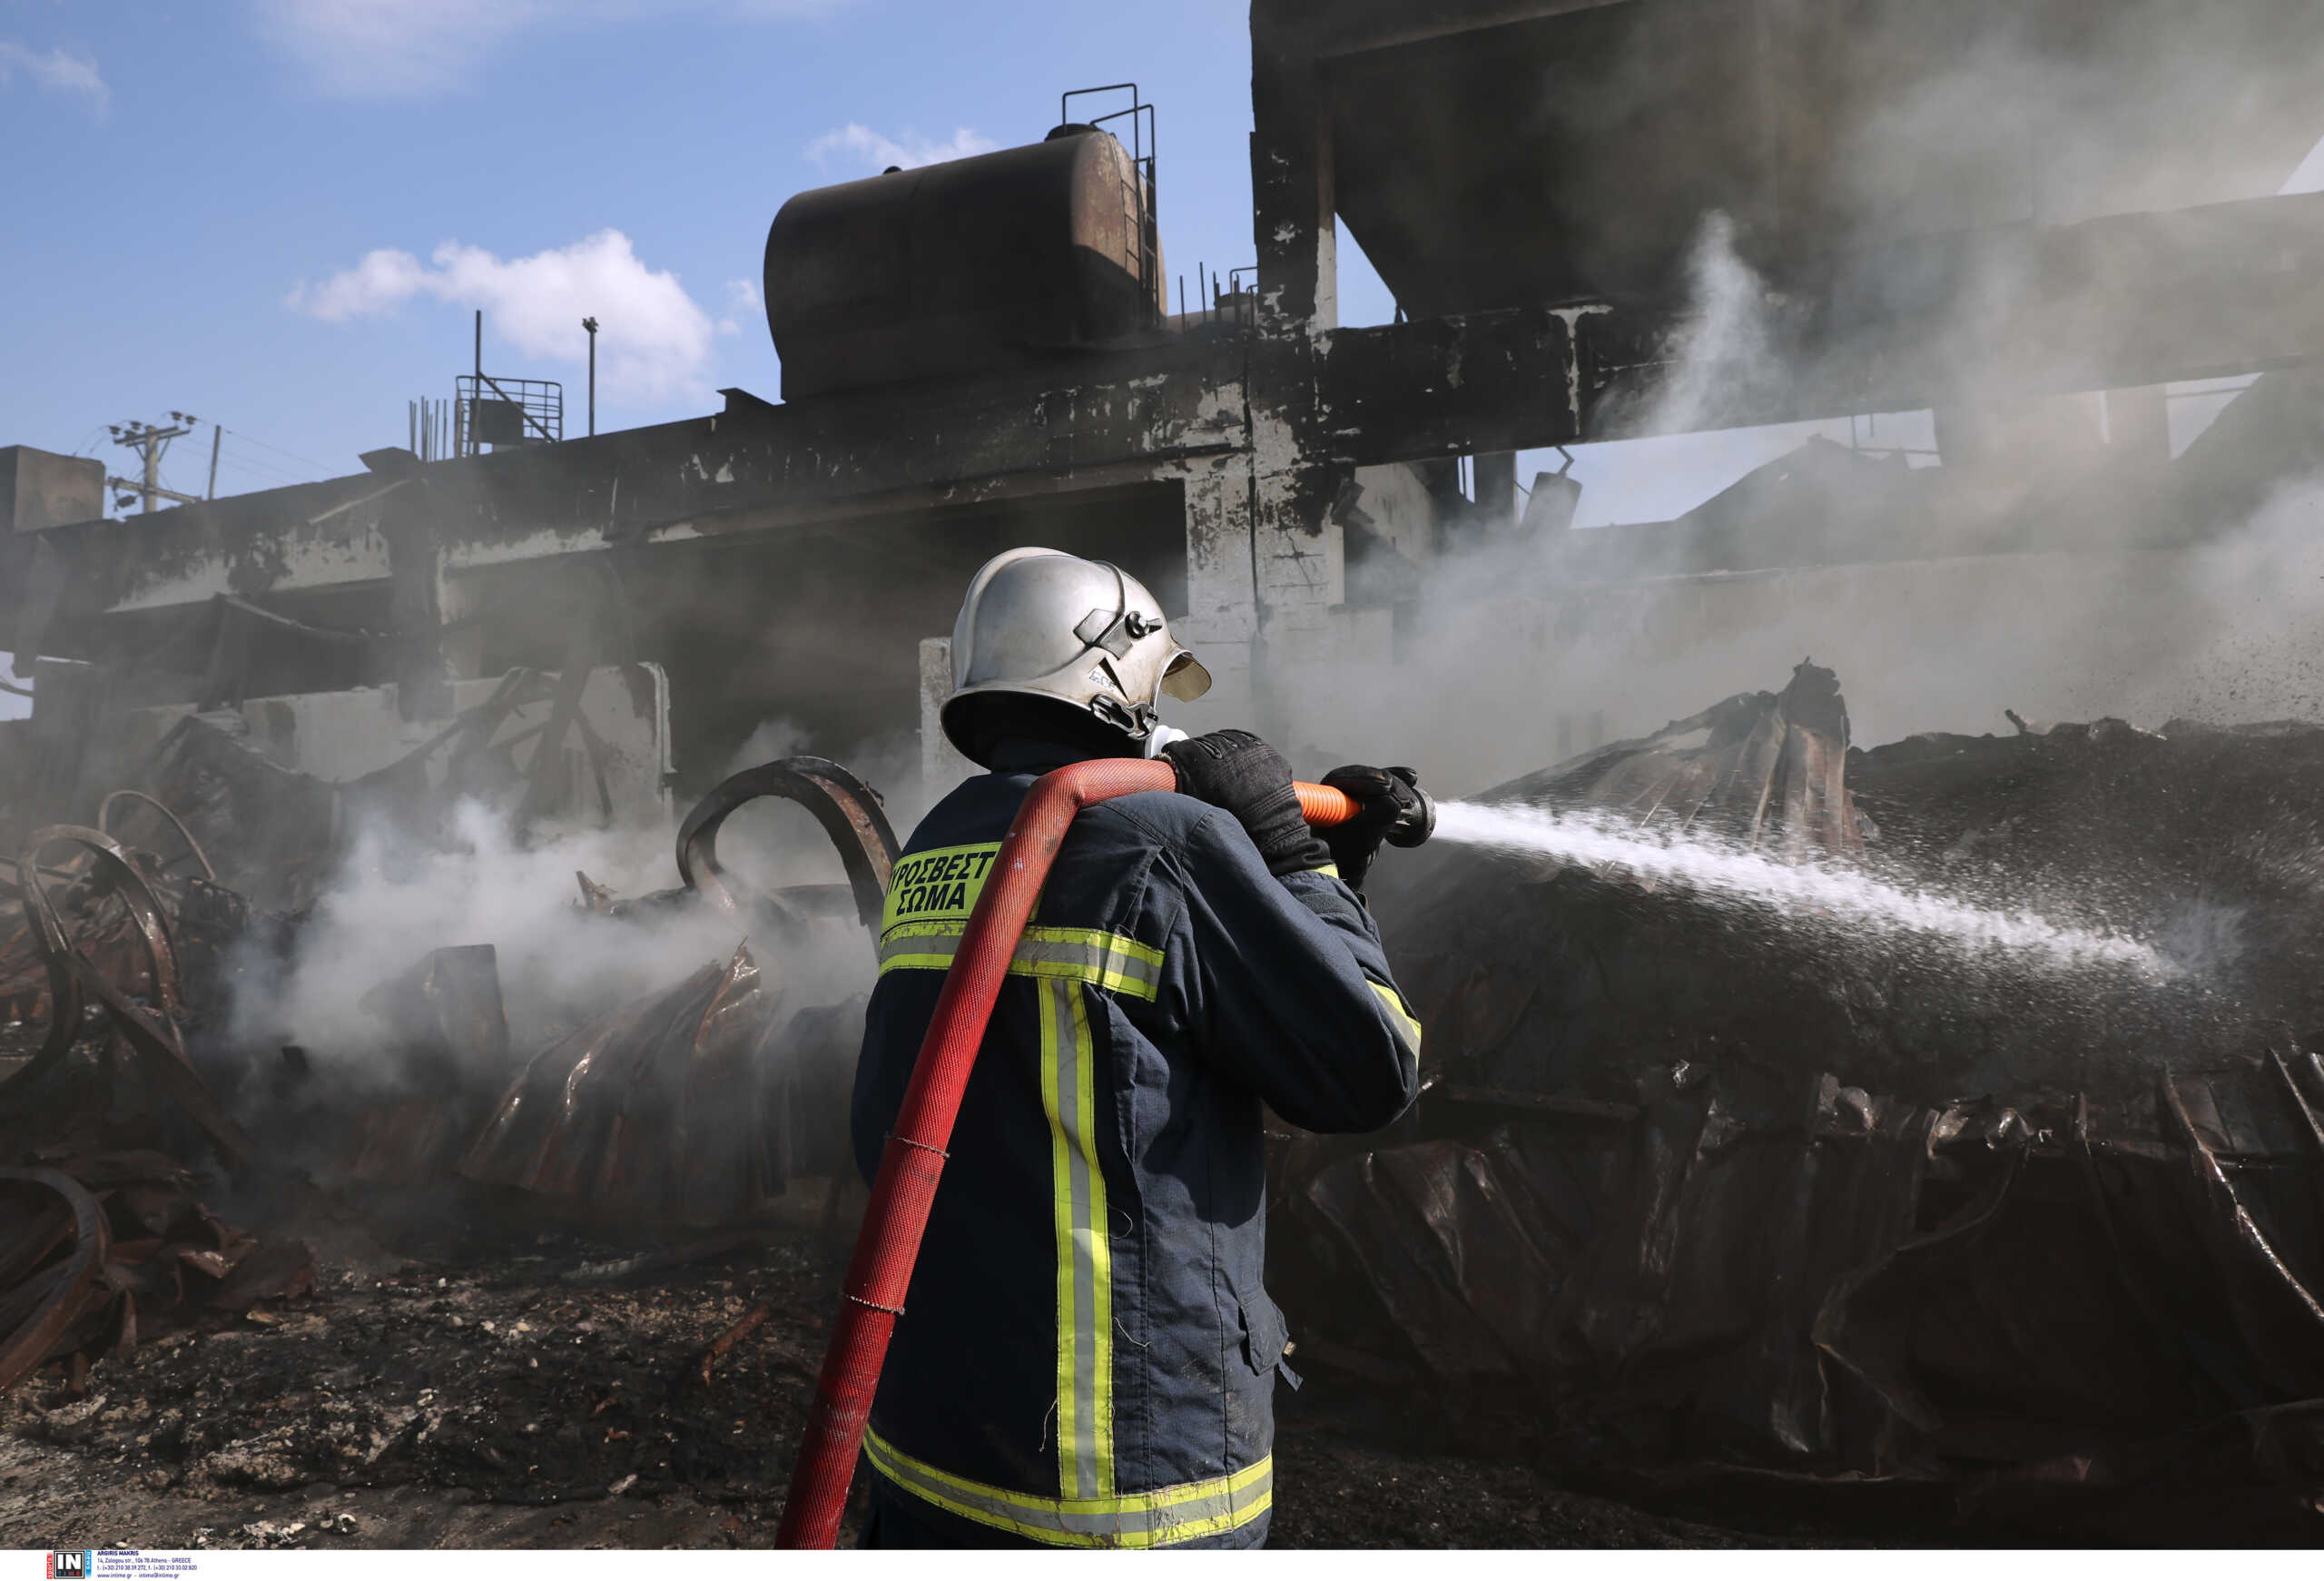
[573,479,1191,799]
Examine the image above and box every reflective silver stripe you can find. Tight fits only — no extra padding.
[864,1428,1274,1548]
[877,923,1162,1001]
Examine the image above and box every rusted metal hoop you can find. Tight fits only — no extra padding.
[12,827,251,1172]
[0,875,84,1110]
[676,756,901,938]
[0,1167,107,1396]
[98,790,217,884]
[20,826,185,1020]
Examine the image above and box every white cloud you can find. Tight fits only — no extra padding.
[715,277,762,337]
[0,40,109,115]
[805,123,998,173]
[250,0,845,100]
[290,231,717,405]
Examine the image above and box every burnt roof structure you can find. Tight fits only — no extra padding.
[6,0,2324,825]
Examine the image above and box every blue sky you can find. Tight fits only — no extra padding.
[0,0,1270,495]
[3,2,2319,723]
[0,0,1925,518]
[9,2,2318,511]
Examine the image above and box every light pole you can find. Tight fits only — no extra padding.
[581,317,599,437]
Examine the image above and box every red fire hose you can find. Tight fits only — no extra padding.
[773,758,1359,1547]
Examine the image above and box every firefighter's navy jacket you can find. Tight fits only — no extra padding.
[851,740,1423,1548]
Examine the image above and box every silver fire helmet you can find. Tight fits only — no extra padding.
[941,548,1211,757]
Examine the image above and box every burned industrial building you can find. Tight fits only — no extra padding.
[6,0,2324,1550]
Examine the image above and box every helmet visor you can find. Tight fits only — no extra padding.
[1159,648,1212,703]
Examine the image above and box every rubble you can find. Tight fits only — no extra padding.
[14,652,2324,1545]
[1275,664,2324,1540]
[0,747,887,1420]
[0,1151,314,1398]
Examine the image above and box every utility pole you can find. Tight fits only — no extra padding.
[106,415,200,514]
[582,317,598,437]
[207,422,222,500]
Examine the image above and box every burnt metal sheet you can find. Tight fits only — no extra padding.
[331,945,515,1190]
[459,947,862,1228]
[1483,660,1863,855]
[1284,1063,2324,1521]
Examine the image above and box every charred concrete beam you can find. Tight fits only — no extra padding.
[1315,310,1586,462]
[1251,45,1336,335]
[39,186,2316,665]
[1256,0,1635,59]
[649,340,1250,536]
[27,340,1253,624]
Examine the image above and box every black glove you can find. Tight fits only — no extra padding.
[1318,765,1425,894]
[1162,729,1332,878]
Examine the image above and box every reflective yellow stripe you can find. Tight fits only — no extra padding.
[864,1428,1273,1548]
[1369,979,1423,1054]
[1041,976,1113,1499]
[877,921,1163,1001]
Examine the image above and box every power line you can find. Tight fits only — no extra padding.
[214,437,310,479]
[217,425,335,475]
[224,439,328,479]
[212,453,306,487]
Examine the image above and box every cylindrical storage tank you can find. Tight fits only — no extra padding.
[764,127,1164,400]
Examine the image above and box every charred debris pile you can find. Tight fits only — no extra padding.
[0,718,891,1404]
[6,672,2324,1541]
[1285,665,2324,1541]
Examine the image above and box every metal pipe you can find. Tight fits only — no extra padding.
[773,759,1359,1548]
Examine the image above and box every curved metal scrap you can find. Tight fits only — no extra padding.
[15,827,252,1173]
[0,1168,106,1395]
[21,826,186,1021]
[98,790,217,884]
[677,756,900,936]
[0,883,84,1110]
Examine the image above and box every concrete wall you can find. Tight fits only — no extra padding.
[1352,462,1439,565]
[917,637,978,805]
[2,448,103,536]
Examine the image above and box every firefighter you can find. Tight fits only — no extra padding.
[852,547,1425,1549]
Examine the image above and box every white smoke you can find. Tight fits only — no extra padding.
[237,795,879,1087]
[1632,212,1778,440]
[243,803,740,1076]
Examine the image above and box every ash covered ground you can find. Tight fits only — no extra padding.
[0,1187,1804,1550]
